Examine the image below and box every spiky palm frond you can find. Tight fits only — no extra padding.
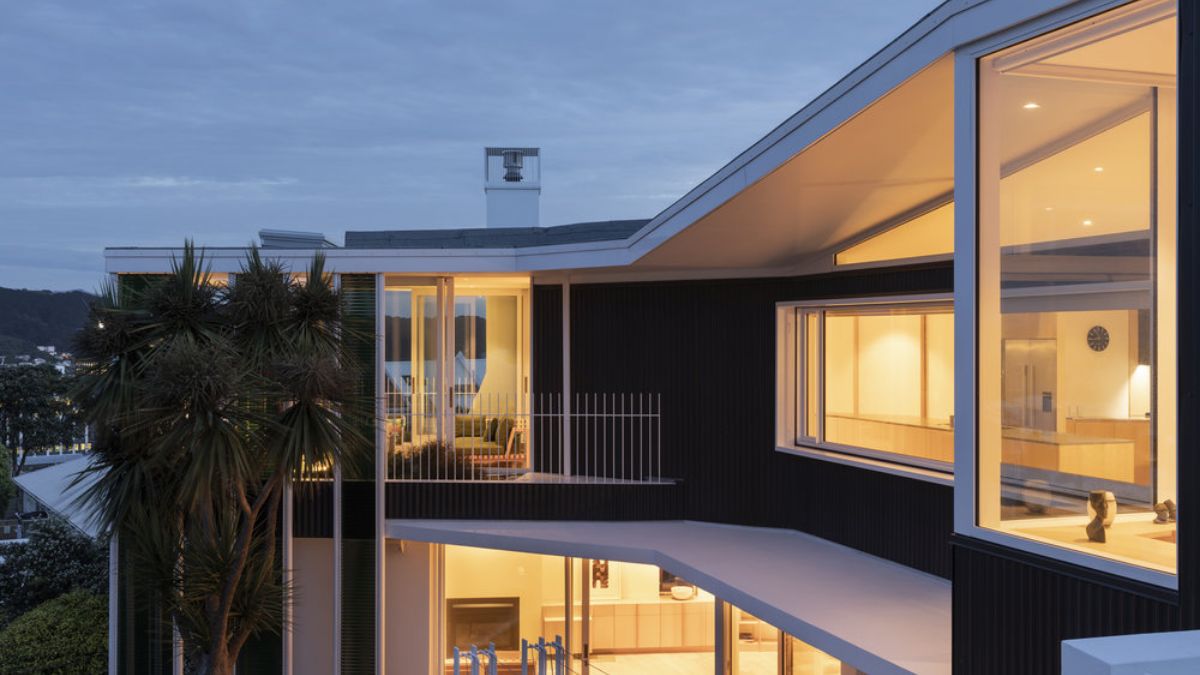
[70,241,367,675]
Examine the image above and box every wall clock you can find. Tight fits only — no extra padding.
[1087,325,1110,352]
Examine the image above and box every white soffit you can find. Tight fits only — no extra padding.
[388,519,951,675]
[635,55,955,270]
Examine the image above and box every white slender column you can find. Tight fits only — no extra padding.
[562,277,571,476]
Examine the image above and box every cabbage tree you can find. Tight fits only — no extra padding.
[73,243,367,675]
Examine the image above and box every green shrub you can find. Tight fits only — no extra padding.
[0,590,107,674]
[0,517,108,626]
[0,447,13,516]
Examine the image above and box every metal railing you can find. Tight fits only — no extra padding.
[385,392,663,483]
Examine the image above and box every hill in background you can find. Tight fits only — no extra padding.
[0,287,96,357]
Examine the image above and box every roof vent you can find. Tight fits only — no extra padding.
[258,229,336,249]
[485,147,540,228]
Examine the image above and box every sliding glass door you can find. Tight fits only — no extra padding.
[384,276,530,479]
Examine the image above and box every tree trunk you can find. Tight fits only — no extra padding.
[202,645,236,675]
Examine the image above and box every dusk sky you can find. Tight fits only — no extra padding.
[1,0,940,292]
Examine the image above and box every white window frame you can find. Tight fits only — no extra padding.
[776,293,955,484]
[953,0,1179,589]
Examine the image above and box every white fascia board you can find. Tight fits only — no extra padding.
[104,240,646,275]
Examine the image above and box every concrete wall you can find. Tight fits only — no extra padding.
[386,540,434,675]
[293,538,335,675]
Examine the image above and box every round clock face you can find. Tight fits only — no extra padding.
[1087,325,1110,352]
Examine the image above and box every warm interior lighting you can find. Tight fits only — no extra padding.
[978,0,1177,574]
[1023,101,1041,109]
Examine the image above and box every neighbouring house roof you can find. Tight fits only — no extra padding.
[12,457,101,539]
[388,519,952,675]
[344,219,650,249]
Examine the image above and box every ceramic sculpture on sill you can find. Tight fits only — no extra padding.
[1086,490,1110,543]
[1154,499,1177,524]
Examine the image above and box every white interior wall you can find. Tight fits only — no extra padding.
[292,538,335,675]
[926,313,956,422]
[1056,310,1132,425]
[444,545,548,645]
[856,314,923,418]
[824,317,856,415]
[472,295,519,413]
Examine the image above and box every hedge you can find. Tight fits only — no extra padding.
[0,590,107,674]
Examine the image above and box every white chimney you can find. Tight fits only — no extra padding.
[484,147,540,228]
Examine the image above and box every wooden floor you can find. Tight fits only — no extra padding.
[1018,517,1176,572]
[580,647,841,674]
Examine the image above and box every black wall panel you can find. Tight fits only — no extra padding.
[540,262,956,577]
[386,481,685,521]
[953,537,1180,674]
[1175,0,1199,630]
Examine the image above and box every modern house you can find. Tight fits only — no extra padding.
[103,0,1196,672]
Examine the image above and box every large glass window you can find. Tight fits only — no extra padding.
[835,202,955,266]
[778,299,954,470]
[977,0,1177,573]
[384,276,530,480]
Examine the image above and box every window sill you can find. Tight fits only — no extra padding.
[775,444,953,486]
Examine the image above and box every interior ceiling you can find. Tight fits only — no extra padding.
[637,55,955,270]
[1042,16,1175,75]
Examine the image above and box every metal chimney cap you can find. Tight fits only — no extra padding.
[502,150,524,182]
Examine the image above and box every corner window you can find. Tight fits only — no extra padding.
[976,0,1177,573]
[777,298,954,471]
[835,202,955,266]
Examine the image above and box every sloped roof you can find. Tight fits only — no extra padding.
[344,219,649,249]
[13,457,101,539]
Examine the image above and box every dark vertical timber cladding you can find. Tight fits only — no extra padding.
[952,537,1179,674]
[117,527,173,675]
[339,274,377,675]
[386,481,685,520]
[553,262,955,577]
[532,284,563,472]
[1177,0,1200,631]
[294,481,334,538]
[114,275,174,675]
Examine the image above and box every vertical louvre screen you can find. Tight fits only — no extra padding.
[339,274,377,674]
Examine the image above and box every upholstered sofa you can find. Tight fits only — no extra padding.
[453,416,519,463]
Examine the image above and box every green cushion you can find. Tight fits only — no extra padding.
[495,418,516,448]
[454,416,487,438]
[452,437,505,456]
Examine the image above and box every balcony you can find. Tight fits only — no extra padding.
[385,391,666,484]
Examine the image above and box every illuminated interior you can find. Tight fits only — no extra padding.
[781,301,954,469]
[977,0,1177,573]
[835,201,954,266]
[383,276,530,479]
[441,545,850,674]
[443,545,717,673]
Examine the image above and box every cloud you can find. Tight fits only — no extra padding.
[123,176,296,189]
[0,0,943,291]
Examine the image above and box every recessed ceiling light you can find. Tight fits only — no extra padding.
[1094,166,1105,173]
[1044,206,1054,211]
[1083,219,1094,226]
[1023,102,1041,110]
